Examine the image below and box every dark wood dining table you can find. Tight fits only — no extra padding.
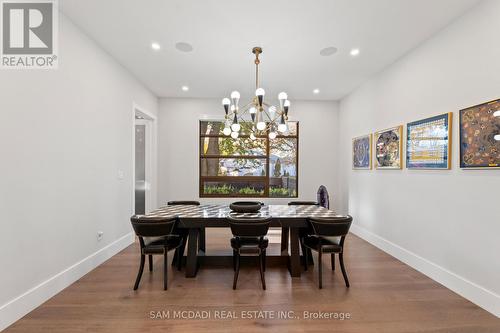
[145,204,340,278]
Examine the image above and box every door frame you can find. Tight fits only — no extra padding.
[132,103,157,215]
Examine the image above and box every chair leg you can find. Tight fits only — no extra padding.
[133,254,145,290]
[300,238,309,271]
[233,252,240,290]
[233,249,237,271]
[199,228,206,252]
[303,246,308,271]
[331,253,335,271]
[318,249,323,289]
[148,255,153,272]
[176,246,183,271]
[262,249,266,272]
[163,251,168,290]
[259,252,266,290]
[339,252,350,288]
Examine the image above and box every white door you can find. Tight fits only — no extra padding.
[135,118,153,214]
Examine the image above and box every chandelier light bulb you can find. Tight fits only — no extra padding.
[223,127,231,136]
[222,98,230,114]
[249,107,256,114]
[256,121,266,131]
[255,88,265,107]
[269,131,277,139]
[231,123,241,132]
[230,131,239,139]
[278,92,288,101]
[283,99,291,116]
[230,91,240,100]
[231,91,240,107]
[230,104,236,112]
[255,88,265,97]
[250,133,256,140]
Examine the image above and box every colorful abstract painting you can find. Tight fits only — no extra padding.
[352,134,372,169]
[460,99,500,168]
[375,126,403,169]
[406,113,452,169]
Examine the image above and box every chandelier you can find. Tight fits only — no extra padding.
[220,47,291,140]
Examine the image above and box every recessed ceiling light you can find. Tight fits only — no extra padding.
[181,86,189,92]
[350,48,360,56]
[313,89,320,94]
[495,134,500,141]
[494,110,500,117]
[319,46,338,56]
[151,42,161,50]
[175,42,193,53]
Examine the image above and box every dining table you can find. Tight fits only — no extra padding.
[145,204,340,278]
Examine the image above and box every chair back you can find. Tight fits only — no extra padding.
[227,216,271,238]
[316,185,330,209]
[167,201,200,206]
[130,215,177,238]
[308,216,352,237]
[288,201,318,206]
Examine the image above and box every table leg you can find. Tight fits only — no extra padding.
[199,227,206,252]
[185,228,199,278]
[289,227,301,277]
[280,227,289,255]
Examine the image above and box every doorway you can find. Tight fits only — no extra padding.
[133,105,157,215]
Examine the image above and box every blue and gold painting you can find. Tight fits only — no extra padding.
[406,113,452,169]
[352,134,372,169]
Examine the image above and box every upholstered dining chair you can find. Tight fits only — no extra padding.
[227,215,272,290]
[130,215,183,290]
[167,201,201,268]
[316,185,330,209]
[302,215,353,289]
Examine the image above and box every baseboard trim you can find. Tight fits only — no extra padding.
[0,232,135,331]
[350,224,500,318]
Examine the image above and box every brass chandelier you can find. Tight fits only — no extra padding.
[221,47,290,140]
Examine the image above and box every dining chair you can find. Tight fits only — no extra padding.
[130,215,183,290]
[288,201,319,206]
[302,215,352,289]
[316,185,330,209]
[167,201,201,269]
[227,215,272,290]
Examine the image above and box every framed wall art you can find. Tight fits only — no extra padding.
[374,125,403,169]
[352,134,372,169]
[406,113,452,169]
[459,99,500,168]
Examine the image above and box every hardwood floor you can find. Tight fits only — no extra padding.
[5,229,499,333]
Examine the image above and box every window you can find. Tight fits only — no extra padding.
[200,121,298,197]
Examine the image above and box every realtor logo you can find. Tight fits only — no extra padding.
[1,0,58,69]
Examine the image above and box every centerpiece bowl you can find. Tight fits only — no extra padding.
[229,201,263,213]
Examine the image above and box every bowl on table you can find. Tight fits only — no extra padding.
[229,201,263,213]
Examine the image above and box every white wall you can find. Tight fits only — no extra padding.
[0,14,158,330]
[339,0,500,316]
[158,98,340,208]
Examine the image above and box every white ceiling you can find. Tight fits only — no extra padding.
[61,0,479,101]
